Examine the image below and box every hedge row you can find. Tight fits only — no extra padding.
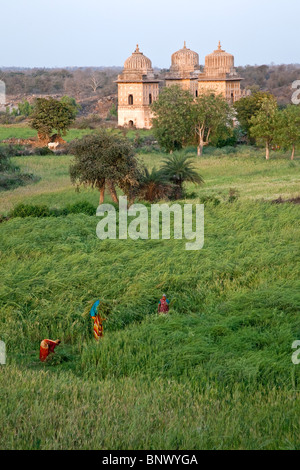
[9,201,97,218]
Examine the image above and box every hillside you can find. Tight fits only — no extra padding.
[1,64,298,116]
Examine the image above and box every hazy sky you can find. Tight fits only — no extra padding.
[0,0,299,68]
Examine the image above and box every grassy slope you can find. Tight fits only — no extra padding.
[0,150,299,215]
[0,146,299,449]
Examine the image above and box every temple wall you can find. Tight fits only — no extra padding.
[198,80,227,97]
[118,105,153,129]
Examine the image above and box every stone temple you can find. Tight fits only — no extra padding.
[116,45,160,129]
[117,42,243,129]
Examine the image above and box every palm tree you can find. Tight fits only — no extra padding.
[159,153,204,198]
[138,167,173,202]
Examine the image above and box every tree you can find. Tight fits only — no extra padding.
[12,100,33,117]
[192,92,233,156]
[69,131,140,204]
[151,85,194,153]
[277,105,300,160]
[89,73,102,93]
[159,153,204,199]
[250,96,280,160]
[137,167,173,202]
[234,92,277,143]
[60,95,81,119]
[30,97,76,142]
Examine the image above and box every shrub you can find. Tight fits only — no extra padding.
[9,201,98,219]
[10,204,51,218]
[228,188,240,203]
[0,173,37,191]
[198,195,221,206]
[0,146,15,172]
[35,147,54,156]
[65,201,97,216]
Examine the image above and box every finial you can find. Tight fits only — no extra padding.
[218,40,221,50]
[135,44,140,53]
[184,41,186,49]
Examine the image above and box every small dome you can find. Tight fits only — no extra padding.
[124,44,153,74]
[171,42,199,73]
[205,41,234,75]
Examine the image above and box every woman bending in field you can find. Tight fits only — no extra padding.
[158,294,170,314]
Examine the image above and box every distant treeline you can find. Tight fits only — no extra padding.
[237,64,300,105]
[0,67,122,99]
[1,64,299,105]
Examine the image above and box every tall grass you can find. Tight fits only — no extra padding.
[0,146,299,449]
[1,365,299,450]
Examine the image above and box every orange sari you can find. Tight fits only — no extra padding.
[92,315,106,340]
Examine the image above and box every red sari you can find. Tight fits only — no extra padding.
[158,297,170,313]
[39,339,60,362]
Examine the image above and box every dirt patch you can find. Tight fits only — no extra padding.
[1,133,66,148]
[272,196,300,204]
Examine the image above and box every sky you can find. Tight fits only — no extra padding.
[0,0,299,68]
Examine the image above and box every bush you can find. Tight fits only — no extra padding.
[9,201,97,219]
[228,188,240,203]
[10,203,51,218]
[0,144,70,157]
[198,195,221,206]
[65,201,97,216]
[73,114,103,129]
[0,146,15,171]
[0,173,37,191]
[34,146,54,156]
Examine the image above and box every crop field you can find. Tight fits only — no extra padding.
[0,132,299,449]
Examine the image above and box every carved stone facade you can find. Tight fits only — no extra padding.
[116,45,159,129]
[165,42,200,98]
[117,42,243,128]
[198,41,242,102]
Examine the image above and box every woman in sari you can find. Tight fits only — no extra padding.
[39,339,61,362]
[158,294,170,314]
[89,300,107,340]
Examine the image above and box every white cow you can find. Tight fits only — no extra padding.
[48,142,59,150]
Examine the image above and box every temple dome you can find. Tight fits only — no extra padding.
[170,42,199,73]
[124,45,153,74]
[204,41,234,76]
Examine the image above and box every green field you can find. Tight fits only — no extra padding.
[0,132,299,449]
[0,123,99,142]
[0,124,150,143]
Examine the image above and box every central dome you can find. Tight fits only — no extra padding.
[124,45,153,74]
[204,41,234,76]
[171,42,199,73]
